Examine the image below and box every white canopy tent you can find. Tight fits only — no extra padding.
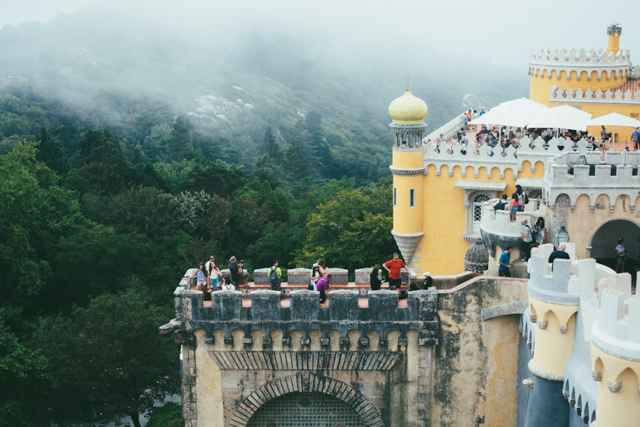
[526,104,592,131]
[588,112,640,150]
[470,97,547,128]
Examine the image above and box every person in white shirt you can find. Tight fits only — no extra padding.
[615,237,626,273]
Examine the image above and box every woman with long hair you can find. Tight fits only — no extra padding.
[187,262,210,299]
[533,217,546,247]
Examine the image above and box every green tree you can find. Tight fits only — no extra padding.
[295,179,398,271]
[284,140,308,188]
[252,154,281,187]
[33,291,180,427]
[49,226,189,310]
[169,115,194,161]
[73,126,135,195]
[91,186,176,243]
[0,142,87,320]
[0,313,51,427]
[144,402,184,427]
[305,111,331,175]
[261,126,280,160]
[181,159,247,197]
[35,127,69,176]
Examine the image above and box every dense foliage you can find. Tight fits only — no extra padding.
[0,5,526,425]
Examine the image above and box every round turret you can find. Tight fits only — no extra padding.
[464,240,489,274]
[388,85,428,125]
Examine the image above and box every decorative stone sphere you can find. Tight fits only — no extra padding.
[388,86,428,125]
[464,239,489,274]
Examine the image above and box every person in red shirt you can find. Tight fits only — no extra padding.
[383,253,406,290]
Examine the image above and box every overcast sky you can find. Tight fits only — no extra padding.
[1,0,639,66]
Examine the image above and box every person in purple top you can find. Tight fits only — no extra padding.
[315,273,333,304]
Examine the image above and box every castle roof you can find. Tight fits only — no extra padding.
[389,85,428,125]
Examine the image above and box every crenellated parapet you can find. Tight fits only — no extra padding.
[527,244,587,380]
[529,48,631,80]
[549,84,640,105]
[171,282,439,349]
[422,136,578,179]
[589,288,640,426]
[543,147,640,212]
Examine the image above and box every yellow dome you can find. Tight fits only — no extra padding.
[388,85,428,125]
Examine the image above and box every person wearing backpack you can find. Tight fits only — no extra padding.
[268,260,282,292]
[632,127,640,151]
[494,194,508,211]
[520,218,533,261]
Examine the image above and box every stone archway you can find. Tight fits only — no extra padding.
[587,218,640,274]
[230,373,384,427]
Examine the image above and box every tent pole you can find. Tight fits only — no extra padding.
[613,125,615,151]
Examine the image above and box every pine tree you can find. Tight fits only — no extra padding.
[262,126,281,161]
[169,115,194,161]
[35,128,69,175]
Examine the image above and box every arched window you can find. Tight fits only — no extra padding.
[472,194,490,233]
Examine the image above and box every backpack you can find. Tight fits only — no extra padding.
[269,267,281,291]
[525,224,535,241]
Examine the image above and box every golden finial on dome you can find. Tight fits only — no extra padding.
[388,85,428,125]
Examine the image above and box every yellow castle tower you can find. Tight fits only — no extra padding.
[529,24,639,141]
[389,85,428,271]
[590,288,640,426]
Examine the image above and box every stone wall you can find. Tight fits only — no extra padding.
[165,270,535,426]
[168,283,439,427]
[431,276,528,426]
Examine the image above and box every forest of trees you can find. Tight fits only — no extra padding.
[0,94,399,427]
[0,5,527,425]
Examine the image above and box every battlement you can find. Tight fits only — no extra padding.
[422,135,579,178]
[549,85,640,105]
[527,243,600,305]
[592,289,640,360]
[172,277,439,349]
[480,198,539,236]
[544,149,640,212]
[529,48,631,77]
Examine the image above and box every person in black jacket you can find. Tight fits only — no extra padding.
[370,267,381,291]
[494,194,508,211]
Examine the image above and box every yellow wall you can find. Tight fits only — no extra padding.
[607,33,621,55]
[528,297,578,377]
[393,175,424,234]
[591,345,640,426]
[412,162,543,275]
[393,150,424,169]
[529,69,627,105]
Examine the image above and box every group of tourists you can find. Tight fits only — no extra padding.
[187,255,249,299]
[492,185,531,221]
[188,253,425,305]
[497,215,546,277]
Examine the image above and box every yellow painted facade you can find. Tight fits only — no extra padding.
[591,344,640,426]
[529,24,639,141]
[528,296,578,378]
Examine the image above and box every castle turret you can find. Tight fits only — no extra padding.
[606,24,622,55]
[389,85,427,271]
[590,288,640,426]
[528,25,631,105]
[525,243,588,426]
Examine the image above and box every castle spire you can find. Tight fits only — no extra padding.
[607,23,622,55]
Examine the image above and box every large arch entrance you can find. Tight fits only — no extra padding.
[230,373,384,427]
[247,392,365,427]
[588,218,640,277]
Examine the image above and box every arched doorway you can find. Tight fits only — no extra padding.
[247,392,366,427]
[588,218,640,276]
[230,373,384,427]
